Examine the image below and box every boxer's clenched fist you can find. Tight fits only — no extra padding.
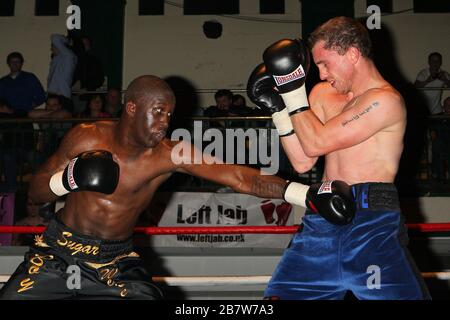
[50,150,120,196]
[263,38,311,115]
[283,180,355,225]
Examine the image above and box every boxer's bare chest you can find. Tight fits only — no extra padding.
[77,130,173,205]
[319,92,399,183]
[112,146,173,197]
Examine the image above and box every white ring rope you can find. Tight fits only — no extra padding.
[1,273,450,286]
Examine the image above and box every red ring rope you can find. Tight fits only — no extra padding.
[0,223,450,234]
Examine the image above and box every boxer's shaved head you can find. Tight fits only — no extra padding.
[125,75,175,106]
[121,75,175,148]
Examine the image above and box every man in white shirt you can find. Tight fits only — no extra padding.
[47,34,77,112]
[415,52,450,115]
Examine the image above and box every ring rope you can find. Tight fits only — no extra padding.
[1,273,450,286]
[1,223,450,234]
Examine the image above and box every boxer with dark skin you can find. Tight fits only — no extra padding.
[0,75,293,300]
[28,75,285,240]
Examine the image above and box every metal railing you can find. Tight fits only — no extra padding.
[1,114,450,194]
[0,116,320,193]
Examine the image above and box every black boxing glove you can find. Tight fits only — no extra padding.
[283,180,355,225]
[49,150,120,196]
[247,63,294,137]
[263,38,311,116]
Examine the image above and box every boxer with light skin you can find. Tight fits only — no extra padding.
[248,16,430,299]
[1,75,353,300]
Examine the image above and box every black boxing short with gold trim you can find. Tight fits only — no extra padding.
[0,217,163,300]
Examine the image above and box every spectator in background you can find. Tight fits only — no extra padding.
[444,96,450,115]
[47,34,78,113]
[28,95,73,167]
[415,52,450,115]
[80,94,111,118]
[0,98,13,114]
[0,53,44,190]
[0,52,46,116]
[12,196,48,246]
[204,89,233,117]
[415,53,450,183]
[229,94,250,116]
[204,89,233,128]
[0,99,16,191]
[72,35,105,92]
[28,94,72,119]
[104,87,123,117]
[433,96,450,183]
[232,94,246,108]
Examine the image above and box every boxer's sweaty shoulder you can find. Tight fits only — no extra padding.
[35,121,115,182]
[62,121,115,156]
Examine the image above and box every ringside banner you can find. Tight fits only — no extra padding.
[150,192,295,248]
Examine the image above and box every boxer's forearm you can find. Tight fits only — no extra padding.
[290,111,325,157]
[182,163,286,199]
[229,167,286,199]
[248,175,286,199]
[280,134,318,173]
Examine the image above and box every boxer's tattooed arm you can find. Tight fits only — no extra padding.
[249,175,286,199]
[341,101,380,127]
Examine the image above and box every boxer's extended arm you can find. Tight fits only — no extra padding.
[169,140,355,223]
[181,163,287,199]
[29,124,103,203]
[290,88,406,157]
[170,140,286,198]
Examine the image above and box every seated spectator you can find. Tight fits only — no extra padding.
[105,87,123,117]
[204,89,234,129]
[0,52,46,116]
[28,95,73,167]
[80,94,111,118]
[204,89,233,117]
[232,94,246,108]
[12,197,48,246]
[229,94,250,116]
[28,94,72,119]
[415,52,450,115]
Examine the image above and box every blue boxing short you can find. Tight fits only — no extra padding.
[264,182,431,300]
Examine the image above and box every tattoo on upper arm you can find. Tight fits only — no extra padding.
[341,101,380,127]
